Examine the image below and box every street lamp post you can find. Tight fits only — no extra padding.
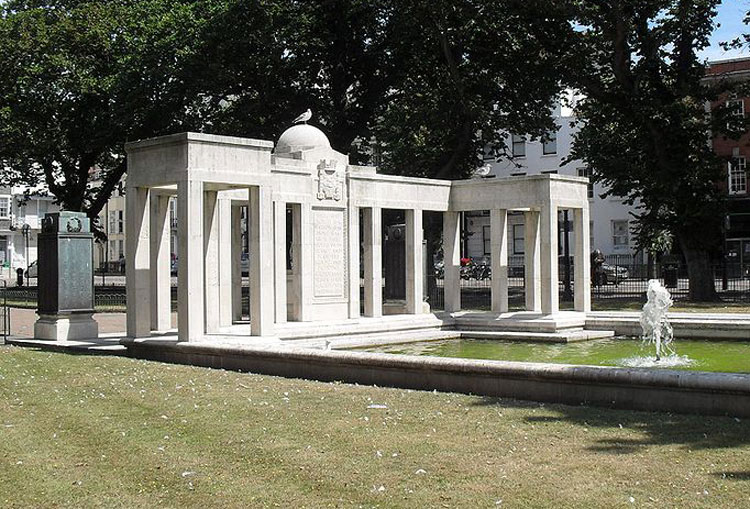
[21,224,30,287]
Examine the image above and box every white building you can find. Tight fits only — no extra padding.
[0,187,59,279]
[466,102,639,263]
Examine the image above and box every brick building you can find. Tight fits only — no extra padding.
[706,57,750,268]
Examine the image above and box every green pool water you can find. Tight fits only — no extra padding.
[358,338,750,373]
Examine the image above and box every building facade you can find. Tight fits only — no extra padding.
[706,57,750,268]
[466,102,638,263]
[0,187,59,279]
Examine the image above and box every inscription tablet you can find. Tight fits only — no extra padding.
[313,208,346,298]
[58,237,94,311]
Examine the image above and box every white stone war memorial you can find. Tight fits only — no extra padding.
[123,121,592,345]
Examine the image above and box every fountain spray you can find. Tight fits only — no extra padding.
[639,279,674,361]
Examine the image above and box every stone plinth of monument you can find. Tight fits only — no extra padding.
[34,211,98,341]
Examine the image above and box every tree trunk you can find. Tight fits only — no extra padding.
[678,234,719,302]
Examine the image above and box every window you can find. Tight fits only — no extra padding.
[482,225,491,255]
[577,167,594,199]
[612,220,629,247]
[727,99,745,118]
[510,172,526,177]
[0,197,9,219]
[541,170,557,174]
[117,210,124,233]
[542,131,557,155]
[513,224,525,254]
[511,135,525,157]
[729,156,747,195]
[589,220,595,250]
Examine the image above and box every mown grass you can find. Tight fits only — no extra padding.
[1,347,749,508]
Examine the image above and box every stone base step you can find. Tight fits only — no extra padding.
[452,310,588,333]
[288,329,460,350]
[461,329,615,343]
[586,311,750,340]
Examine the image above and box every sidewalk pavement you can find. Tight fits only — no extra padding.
[7,308,176,337]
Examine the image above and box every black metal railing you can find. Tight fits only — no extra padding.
[0,281,9,341]
[425,261,750,309]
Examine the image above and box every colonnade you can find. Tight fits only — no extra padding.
[127,185,590,343]
[442,206,591,314]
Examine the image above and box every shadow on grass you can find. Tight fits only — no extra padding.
[711,471,750,482]
[471,396,750,454]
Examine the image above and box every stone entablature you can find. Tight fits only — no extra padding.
[125,124,591,342]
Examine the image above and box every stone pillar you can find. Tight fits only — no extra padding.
[540,203,559,315]
[362,207,383,317]
[231,204,243,322]
[297,202,313,321]
[149,194,171,332]
[177,179,204,342]
[443,211,461,313]
[574,207,591,312]
[249,186,274,336]
[34,212,98,341]
[348,205,361,318]
[126,186,151,338]
[273,199,287,324]
[204,191,220,333]
[405,208,424,314]
[490,208,509,313]
[524,210,541,312]
[218,197,233,327]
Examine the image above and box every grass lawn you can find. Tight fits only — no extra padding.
[1,347,749,508]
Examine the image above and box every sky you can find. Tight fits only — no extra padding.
[702,0,750,61]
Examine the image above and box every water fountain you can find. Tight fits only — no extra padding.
[639,279,674,361]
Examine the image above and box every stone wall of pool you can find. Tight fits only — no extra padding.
[123,338,750,418]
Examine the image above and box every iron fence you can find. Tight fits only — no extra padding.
[0,281,9,341]
[425,261,750,310]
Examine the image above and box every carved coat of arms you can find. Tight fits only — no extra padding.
[317,159,342,201]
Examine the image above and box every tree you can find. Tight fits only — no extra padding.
[565,0,746,301]
[371,0,574,180]
[0,0,218,232]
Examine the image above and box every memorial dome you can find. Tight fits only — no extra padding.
[275,124,331,154]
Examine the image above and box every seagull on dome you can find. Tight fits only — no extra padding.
[293,108,312,124]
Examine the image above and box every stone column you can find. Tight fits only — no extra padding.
[231,204,243,322]
[218,197,233,327]
[524,210,541,312]
[362,207,383,317]
[249,186,274,336]
[273,199,287,324]
[204,191,221,333]
[348,205,361,319]
[540,203,559,315]
[574,207,591,312]
[149,193,171,332]
[443,211,461,313]
[177,179,204,342]
[490,209,509,313]
[297,202,313,321]
[126,186,151,338]
[405,208,424,314]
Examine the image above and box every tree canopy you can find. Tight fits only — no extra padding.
[564,0,746,301]
[0,0,218,229]
[1,0,574,229]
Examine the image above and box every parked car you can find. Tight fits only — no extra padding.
[601,263,629,285]
[241,252,249,276]
[24,261,38,278]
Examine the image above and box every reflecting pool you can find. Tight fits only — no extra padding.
[357,338,750,373]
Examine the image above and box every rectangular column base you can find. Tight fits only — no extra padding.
[34,313,99,341]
